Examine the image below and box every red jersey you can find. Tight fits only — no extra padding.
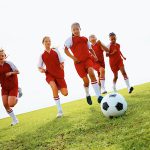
[108,43,123,66]
[91,42,105,64]
[65,36,91,62]
[38,49,64,79]
[0,61,18,90]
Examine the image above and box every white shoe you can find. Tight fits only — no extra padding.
[56,111,63,118]
[112,86,117,93]
[11,119,19,126]
[101,88,107,94]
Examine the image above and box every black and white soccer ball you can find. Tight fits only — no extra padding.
[101,93,127,118]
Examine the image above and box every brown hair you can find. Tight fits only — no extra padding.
[42,36,50,44]
[71,22,81,30]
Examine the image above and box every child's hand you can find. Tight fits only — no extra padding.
[94,55,98,61]
[73,57,80,64]
[106,52,110,57]
[60,63,64,70]
[39,68,46,73]
[5,72,12,77]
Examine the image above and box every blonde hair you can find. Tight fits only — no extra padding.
[71,22,81,30]
[89,34,96,39]
[42,36,50,44]
[0,48,7,58]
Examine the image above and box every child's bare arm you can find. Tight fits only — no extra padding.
[64,47,80,63]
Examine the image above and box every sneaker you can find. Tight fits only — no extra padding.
[56,111,63,118]
[97,96,103,103]
[11,119,19,126]
[101,89,107,94]
[86,96,92,105]
[128,87,134,94]
[112,86,117,93]
[18,87,23,98]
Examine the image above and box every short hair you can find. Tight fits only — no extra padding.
[109,32,116,37]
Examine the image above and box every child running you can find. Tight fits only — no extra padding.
[89,34,109,94]
[38,36,68,118]
[64,23,103,105]
[0,49,22,126]
[107,32,134,93]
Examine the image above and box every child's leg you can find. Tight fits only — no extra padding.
[2,95,18,125]
[49,81,63,115]
[82,76,92,105]
[88,67,103,103]
[120,66,133,93]
[99,67,107,93]
[8,96,18,107]
[60,88,68,96]
[113,72,118,92]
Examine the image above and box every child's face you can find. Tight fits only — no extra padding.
[43,37,51,48]
[110,35,116,44]
[0,52,6,62]
[89,35,97,44]
[71,26,80,36]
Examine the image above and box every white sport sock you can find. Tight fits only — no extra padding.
[54,97,63,113]
[84,86,90,97]
[91,81,101,98]
[7,109,18,122]
[112,82,117,92]
[100,79,106,90]
[124,78,131,90]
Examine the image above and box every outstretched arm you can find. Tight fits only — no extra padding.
[98,40,110,52]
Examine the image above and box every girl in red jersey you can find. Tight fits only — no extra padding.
[89,34,109,94]
[64,23,103,105]
[38,36,68,118]
[107,32,134,93]
[0,49,22,126]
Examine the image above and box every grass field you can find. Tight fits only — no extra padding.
[0,83,150,150]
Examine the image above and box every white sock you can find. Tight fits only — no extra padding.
[124,78,131,90]
[100,79,106,90]
[54,97,63,113]
[7,109,18,122]
[91,81,101,98]
[84,86,90,97]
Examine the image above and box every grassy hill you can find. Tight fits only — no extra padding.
[0,83,150,150]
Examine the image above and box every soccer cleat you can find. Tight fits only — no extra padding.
[101,89,107,94]
[56,111,63,118]
[97,96,103,103]
[86,96,92,105]
[128,87,134,94]
[11,119,19,126]
[18,87,23,98]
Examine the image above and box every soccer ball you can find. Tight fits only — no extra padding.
[101,93,127,118]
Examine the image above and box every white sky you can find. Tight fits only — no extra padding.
[0,0,150,118]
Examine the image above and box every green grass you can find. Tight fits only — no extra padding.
[0,83,150,150]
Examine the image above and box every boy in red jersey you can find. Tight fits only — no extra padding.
[107,32,134,93]
[64,23,103,105]
[89,34,109,94]
[38,36,68,118]
[0,49,22,126]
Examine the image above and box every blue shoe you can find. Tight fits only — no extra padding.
[86,96,92,105]
[98,96,103,103]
